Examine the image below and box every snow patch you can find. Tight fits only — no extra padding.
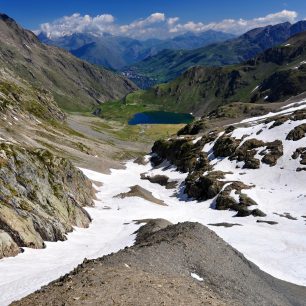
[191,273,204,281]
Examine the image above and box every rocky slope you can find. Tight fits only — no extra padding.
[0,14,104,260]
[151,99,306,218]
[14,220,306,305]
[0,142,95,259]
[126,20,306,84]
[126,31,306,115]
[0,67,65,121]
[0,13,137,112]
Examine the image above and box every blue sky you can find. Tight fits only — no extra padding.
[1,0,306,39]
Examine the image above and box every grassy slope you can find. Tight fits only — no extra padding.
[127,22,306,84]
[0,14,137,114]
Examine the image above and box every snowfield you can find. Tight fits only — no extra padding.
[0,101,306,305]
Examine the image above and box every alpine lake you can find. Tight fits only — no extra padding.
[128,111,194,125]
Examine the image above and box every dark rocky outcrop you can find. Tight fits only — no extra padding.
[231,138,265,169]
[214,182,265,217]
[260,140,284,166]
[151,131,279,216]
[151,135,214,173]
[185,171,226,201]
[228,138,283,168]
[0,143,95,259]
[286,124,306,141]
[292,147,306,165]
[140,174,178,189]
[213,135,241,158]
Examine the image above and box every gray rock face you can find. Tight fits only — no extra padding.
[0,143,95,259]
[0,230,20,258]
[286,124,306,141]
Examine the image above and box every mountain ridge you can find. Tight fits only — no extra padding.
[125,30,306,115]
[125,20,306,85]
[0,13,137,112]
[14,220,306,305]
[39,30,235,71]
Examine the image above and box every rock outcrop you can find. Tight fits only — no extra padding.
[0,143,95,259]
[151,106,306,217]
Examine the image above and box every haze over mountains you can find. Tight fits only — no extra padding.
[38,30,235,71]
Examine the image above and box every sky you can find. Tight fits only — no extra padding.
[0,0,306,39]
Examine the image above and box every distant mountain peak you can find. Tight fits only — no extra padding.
[38,29,235,71]
[124,19,306,87]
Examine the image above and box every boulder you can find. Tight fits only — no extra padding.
[239,194,258,206]
[243,157,261,169]
[216,193,239,210]
[251,209,267,217]
[0,230,20,259]
[185,171,225,201]
[261,140,283,166]
[141,174,178,189]
[151,137,211,173]
[286,124,306,141]
[213,136,240,157]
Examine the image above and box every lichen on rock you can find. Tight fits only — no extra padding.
[0,143,95,259]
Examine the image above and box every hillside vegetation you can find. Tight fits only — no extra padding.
[126,31,306,115]
[126,21,306,84]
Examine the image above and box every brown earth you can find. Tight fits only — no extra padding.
[13,220,306,306]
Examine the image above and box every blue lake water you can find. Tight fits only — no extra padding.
[128,111,194,125]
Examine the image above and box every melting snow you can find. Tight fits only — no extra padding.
[251,85,259,93]
[241,99,306,124]
[0,101,306,305]
[191,273,204,281]
[292,61,306,70]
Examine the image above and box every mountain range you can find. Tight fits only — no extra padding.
[38,30,235,71]
[0,11,306,305]
[125,30,306,115]
[125,21,306,85]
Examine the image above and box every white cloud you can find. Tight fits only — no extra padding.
[167,17,179,26]
[40,13,116,38]
[119,12,165,35]
[170,10,298,35]
[38,10,299,40]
